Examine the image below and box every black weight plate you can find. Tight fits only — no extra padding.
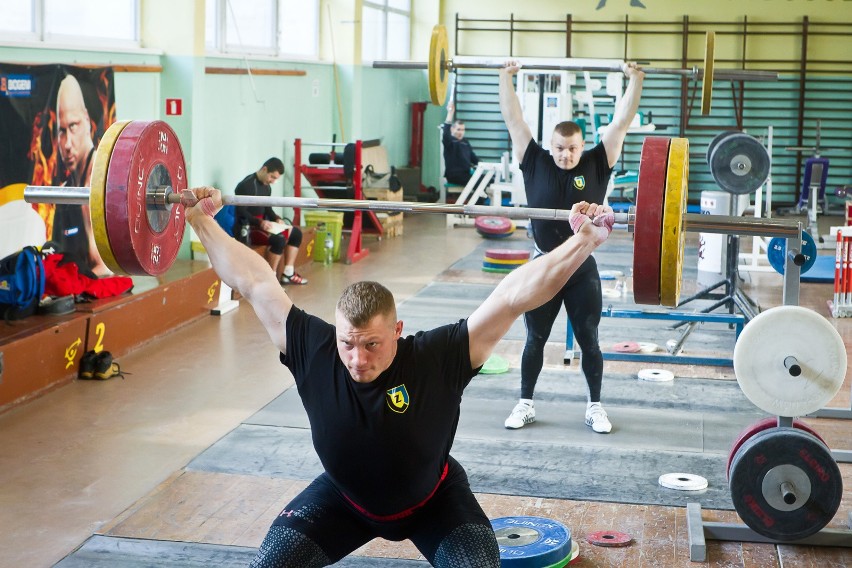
[709,133,770,195]
[706,130,740,165]
[729,427,842,541]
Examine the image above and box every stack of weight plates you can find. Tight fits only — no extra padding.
[483,248,530,274]
[491,516,579,567]
[475,216,515,239]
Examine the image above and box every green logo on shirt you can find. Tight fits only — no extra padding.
[387,385,409,413]
[573,176,586,190]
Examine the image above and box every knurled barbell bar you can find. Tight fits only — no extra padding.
[24,120,803,307]
[372,25,778,114]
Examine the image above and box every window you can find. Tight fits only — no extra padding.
[278,0,318,58]
[205,0,319,59]
[362,0,410,63]
[0,0,139,46]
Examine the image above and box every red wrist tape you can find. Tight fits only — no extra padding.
[198,197,218,217]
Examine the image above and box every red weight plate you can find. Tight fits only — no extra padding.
[475,216,514,235]
[105,120,188,275]
[726,417,828,481]
[632,137,671,304]
[485,248,531,261]
[612,341,641,353]
[586,530,632,548]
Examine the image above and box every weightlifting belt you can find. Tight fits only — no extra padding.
[341,461,449,522]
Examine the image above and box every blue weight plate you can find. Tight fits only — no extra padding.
[491,516,572,568]
[766,231,817,275]
[477,230,515,239]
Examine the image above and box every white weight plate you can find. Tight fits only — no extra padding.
[637,342,660,353]
[733,306,847,417]
[637,368,674,382]
[568,539,579,562]
[602,288,621,299]
[658,472,708,491]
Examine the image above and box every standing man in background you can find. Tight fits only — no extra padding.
[53,73,110,277]
[441,101,479,187]
[498,59,645,434]
[233,157,308,285]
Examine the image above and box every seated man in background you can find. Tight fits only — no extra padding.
[233,157,308,285]
[441,101,479,187]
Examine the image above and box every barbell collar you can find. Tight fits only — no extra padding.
[680,213,799,239]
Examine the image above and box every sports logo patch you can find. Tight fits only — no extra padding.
[573,176,586,190]
[386,384,409,413]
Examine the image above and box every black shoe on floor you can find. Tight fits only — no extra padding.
[79,350,98,379]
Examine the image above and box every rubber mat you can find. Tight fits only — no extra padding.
[191,371,768,511]
[801,254,835,283]
[55,535,428,567]
[397,281,736,353]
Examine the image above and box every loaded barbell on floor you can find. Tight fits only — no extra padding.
[372,25,779,114]
[24,120,804,307]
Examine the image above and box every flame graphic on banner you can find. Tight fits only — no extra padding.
[97,69,117,130]
[28,109,57,237]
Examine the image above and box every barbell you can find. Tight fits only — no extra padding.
[372,25,779,114]
[24,120,803,307]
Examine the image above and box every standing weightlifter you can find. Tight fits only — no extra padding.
[498,59,644,433]
[185,185,614,567]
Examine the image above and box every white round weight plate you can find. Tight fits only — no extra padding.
[637,368,674,382]
[733,306,847,417]
[658,472,708,491]
[637,342,660,353]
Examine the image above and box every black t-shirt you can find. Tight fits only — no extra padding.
[441,123,479,179]
[233,173,279,234]
[51,147,96,272]
[51,205,91,270]
[521,142,613,253]
[281,307,478,517]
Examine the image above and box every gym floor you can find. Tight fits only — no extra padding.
[1,213,850,567]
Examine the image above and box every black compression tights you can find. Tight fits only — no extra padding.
[249,523,500,568]
[431,523,501,568]
[249,526,331,568]
[520,257,603,401]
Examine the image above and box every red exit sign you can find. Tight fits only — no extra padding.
[165,98,182,116]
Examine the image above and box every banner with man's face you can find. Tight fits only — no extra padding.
[0,64,115,270]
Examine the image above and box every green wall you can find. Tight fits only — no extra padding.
[0,43,428,260]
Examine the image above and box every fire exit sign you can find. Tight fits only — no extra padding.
[165,98,182,116]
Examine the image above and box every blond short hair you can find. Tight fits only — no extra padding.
[336,281,397,327]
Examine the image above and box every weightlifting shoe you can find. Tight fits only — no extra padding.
[79,350,98,379]
[585,402,612,434]
[93,351,125,380]
[281,272,308,285]
[504,401,535,429]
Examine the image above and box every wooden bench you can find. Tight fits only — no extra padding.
[0,260,219,414]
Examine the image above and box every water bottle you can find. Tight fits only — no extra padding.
[324,231,334,266]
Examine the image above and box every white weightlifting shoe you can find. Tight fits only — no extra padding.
[504,401,535,429]
[585,402,612,434]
